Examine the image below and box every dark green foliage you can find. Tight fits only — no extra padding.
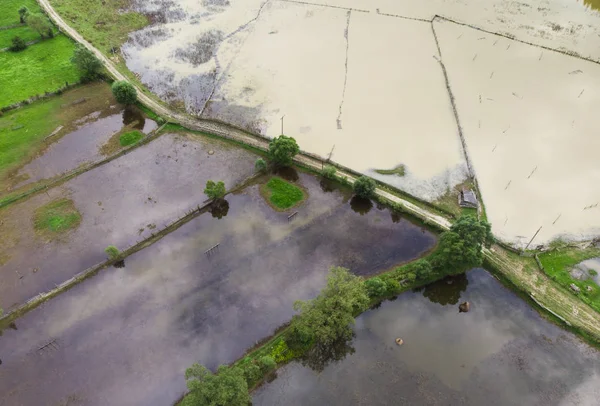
[119,130,143,146]
[404,259,433,280]
[183,364,249,406]
[322,165,336,179]
[352,176,376,199]
[267,135,299,167]
[242,364,262,385]
[105,245,120,260]
[254,158,267,173]
[71,45,102,81]
[291,267,369,346]
[258,356,276,373]
[18,6,30,23]
[432,215,493,273]
[111,80,137,104]
[9,36,27,52]
[365,277,387,297]
[26,13,52,38]
[204,180,226,200]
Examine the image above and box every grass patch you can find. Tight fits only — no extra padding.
[119,130,144,146]
[51,0,148,54]
[261,177,306,211]
[0,0,41,27]
[0,34,80,108]
[0,26,40,49]
[539,246,600,313]
[374,164,405,177]
[33,198,81,238]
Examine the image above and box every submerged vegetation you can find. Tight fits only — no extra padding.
[119,130,144,147]
[375,164,405,177]
[261,177,305,210]
[33,198,81,238]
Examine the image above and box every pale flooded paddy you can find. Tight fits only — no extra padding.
[0,132,256,310]
[435,19,600,246]
[0,172,436,406]
[254,269,600,405]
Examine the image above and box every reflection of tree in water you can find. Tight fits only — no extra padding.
[414,273,468,306]
[210,199,229,219]
[274,166,299,182]
[319,178,336,193]
[300,336,356,373]
[390,210,402,223]
[350,196,373,215]
[122,106,146,129]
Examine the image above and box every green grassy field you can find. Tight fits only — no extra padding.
[51,0,148,53]
[0,25,40,49]
[34,198,81,238]
[119,130,144,146]
[0,0,41,27]
[0,34,80,108]
[539,246,600,313]
[261,177,306,210]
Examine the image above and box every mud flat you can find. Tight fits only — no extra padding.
[254,269,600,405]
[435,19,600,246]
[0,132,256,310]
[0,172,436,406]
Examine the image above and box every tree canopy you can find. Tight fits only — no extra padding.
[352,176,376,199]
[204,180,226,200]
[26,13,52,38]
[111,81,137,104]
[291,266,369,346]
[18,6,30,23]
[267,135,299,167]
[71,46,102,81]
[182,364,249,406]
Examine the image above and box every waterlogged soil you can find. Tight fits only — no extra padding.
[254,269,600,405]
[0,172,436,406]
[0,132,257,310]
[13,105,157,189]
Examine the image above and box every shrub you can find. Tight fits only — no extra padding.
[111,81,137,104]
[258,356,276,373]
[18,6,30,23]
[9,36,27,52]
[184,364,249,406]
[242,364,262,385]
[105,245,120,260]
[406,272,417,283]
[268,135,299,167]
[322,165,337,179]
[353,176,376,199]
[254,158,267,173]
[204,180,226,200]
[406,259,433,280]
[385,279,400,293]
[365,277,387,298]
[26,13,52,39]
[71,46,103,81]
[589,269,598,277]
[270,340,293,363]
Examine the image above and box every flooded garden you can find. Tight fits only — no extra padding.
[254,269,600,405]
[0,171,436,406]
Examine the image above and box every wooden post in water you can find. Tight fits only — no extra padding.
[524,226,542,251]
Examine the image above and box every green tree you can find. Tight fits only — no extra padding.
[111,81,137,104]
[291,266,369,346]
[433,215,493,272]
[18,6,29,23]
[322,165,336,179]
[9,36,27,52]
[267,135,299,167]
[204,180,226,200]
[365,277,387,297]
[105,245,120,260]
[258,356,276,373]
[406,259,433,280]
[71,46,102,81]
[352,176,376,199]
[183,364,249,406]
[254,158,267,173]
[26,13,52,38]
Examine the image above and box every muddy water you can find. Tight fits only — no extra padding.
[0,132,256,310]
[0,172,435,406]
[254,269,600,405]
[13,105,157,189]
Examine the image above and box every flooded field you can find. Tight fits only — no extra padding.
[0,132,257,310]
[436,19,600,246]
[0,172,436,406]
[254,269,600,405]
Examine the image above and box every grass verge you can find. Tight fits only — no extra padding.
[0,34,80,108]
[260,176,306,211]
[33,197,81,238]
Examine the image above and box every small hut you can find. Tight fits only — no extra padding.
[458,188,478,209]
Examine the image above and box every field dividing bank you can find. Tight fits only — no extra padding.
[37,0,600,343]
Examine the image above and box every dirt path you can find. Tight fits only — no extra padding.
[35,0,600,342]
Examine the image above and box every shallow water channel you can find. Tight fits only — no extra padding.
[254,269,600,405]
[0,172,435,406]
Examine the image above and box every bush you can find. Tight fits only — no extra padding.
[258,356,276,373]
[111,81,137,104]
[322,165,337,179]
[268,135,299,167]
[204,180,226,200]
[19,6,30,24]
[365,277,387,297]
[26,13,52,39]
[184,364,249,406]
[71,46,103,81]
[9,36,27,52]
[254,158,267,173]
[406,259,433,280]
[242,364,262,385]
[385,279,400,293]
[105,245,120,260]
[406,272,417,283]
[270,340,294,363]
[353,176,376,199]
